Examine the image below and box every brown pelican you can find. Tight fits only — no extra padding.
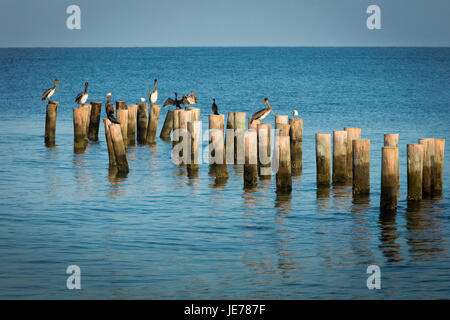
[292,109,299,117]
[75,82,89,105]
[41,78,59,103]
[163,92,183,109]
[182,91,197,106]
[149,78,158,106]
[250,97,274,124]
[105,93,120,124]
[212,98,219,115]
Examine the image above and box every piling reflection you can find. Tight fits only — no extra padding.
[44,146,59,197]
[332,185,352,211]
[274,215,297,280]
[72,152,93,197]
[379,209,402,263]
[275,192,291,215]
[316,186,331,211]
[405,200,444,262]
[350,194,373,260]
[107,168,127,198]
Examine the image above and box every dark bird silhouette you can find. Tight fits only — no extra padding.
[211,98,219,115]
[105,93,120,124]
[182,91,197,106]
[163,92,183,109]
[149,78,158,105]
[250,97,274,124]
[75,82,89,105]
[41,78,59,103]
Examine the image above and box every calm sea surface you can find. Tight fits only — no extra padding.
[0,47,449,299]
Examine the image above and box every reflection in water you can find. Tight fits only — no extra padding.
[275,192,291,215]
[350,195,373,261]
[72,153,94,198]
[379,210,403,263]
[405,200,444,262]
[44,146,59,198]
[332,185,352,211]
[107,168,127,198]
[316,186,331,211]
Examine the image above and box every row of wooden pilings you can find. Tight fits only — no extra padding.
[315,131,445,211]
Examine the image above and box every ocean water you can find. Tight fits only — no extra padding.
[0,47,449,299]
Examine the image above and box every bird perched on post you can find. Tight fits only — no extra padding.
[75,82,89,105]
[41,78,59,103]
[182,91,197,107]
[250,97,274,124]
[149,78,158,106]
[140,97,146,102]
[292,109,299,117]
[105,93,120,124]
[211,98,219,115]
[163,92,183,109]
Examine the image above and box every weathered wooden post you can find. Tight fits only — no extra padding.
[384,133,399,188]
[333,130,348,185]
[78,104,91,138]
[109,123,129,173]
[172,109,182,148]
[73,108,88,153]
[380,146,398,211]
[176,110,191,165]
[187,120,201,177]
[146,104,160,144]
[225,112,235,164]
[289,118,303,174]
[344,127,361,181]
[209,114,228,179]
[103,118,116,167]
[248,117,260,131]
[244,131,258,188]
[276,135,292,193]
[257,123,271,178]
[45,102,58,147]
[407,144,424,201]
[116,109,128,149]
[186,107,200,121]
[115,100,127,114]
[352,139,370,195]
[160,109,174,141]
[419,138,434,197]
[275,115,289,126]
[432,139,445,196]
[276,123,290,137]
[127,104,137,146]
[316,133,331,186]
[234,112,246,164]
[136,102,148,144]
[88,101,102,141]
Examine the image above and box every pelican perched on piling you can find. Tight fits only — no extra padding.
[105,93,120,124]
[212,98,219,115]
[41,78,59,103]
[163,92,183,109]
[250,97,274,124]
[149,78,158,106]
[292,109,299,117]
[75,82,89,105]
[182,91,197,106]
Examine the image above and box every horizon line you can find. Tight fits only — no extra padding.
[1,45,450,49]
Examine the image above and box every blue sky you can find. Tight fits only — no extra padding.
[0,0,449,47]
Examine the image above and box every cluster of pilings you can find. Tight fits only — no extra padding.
[315,129,445,212]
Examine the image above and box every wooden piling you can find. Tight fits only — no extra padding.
[109,123,129,173]
[209,116,228,179]
[257,124,271,178]
[115,100,127,114]
[176,110,191,165]
[333,130,348,185]
[225,112,235,164]
[127,104,137,146]
[234,112,246,164]
[244,131,258,188]
[78,104,91,138]
[316,134,331,186]
[352,139,370,195]
[344,128,361,181]
[103,118,116,167]
[160,109,174,140]
[384,133,399,188]
[116,109,128,149]
[275,115,289,126]
[187,120,201,177]
[186,107,200,121]
[275,135,292,193]
[407,144,424,201]
[419,138,434,196]
[136,102,148,144]
[146,104,160,144]
[45,102,58,147]
[248,117,260,131]
[276,123,290,137]
[289,118,303,174]
[73,108,88,152]
[172,109,182,148]
[432,139,445,196]
[88,102,102,141]
[380,146,398,211]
